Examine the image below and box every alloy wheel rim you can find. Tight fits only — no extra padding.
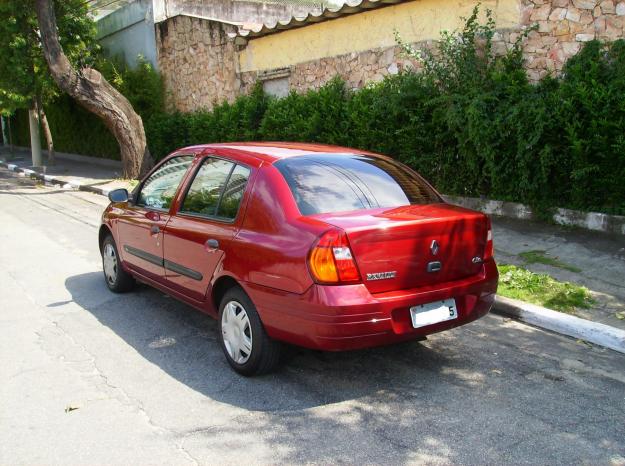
[103,243,118,285]
[221,301,253,364]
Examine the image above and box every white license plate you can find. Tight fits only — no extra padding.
[410,298,458,328]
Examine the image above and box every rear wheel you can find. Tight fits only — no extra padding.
[101,234,135,293]
[218,287,281,376]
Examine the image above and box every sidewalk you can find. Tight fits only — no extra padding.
[493,216,625,332]
[0,146,134,194]
[2,145,624,337]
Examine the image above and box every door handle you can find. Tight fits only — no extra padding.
[146,211,161,222]
[150,225,160,235]
[205,239,219,250]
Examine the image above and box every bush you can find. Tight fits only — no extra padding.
[555,40,625,214]
[188,83,270,143]
[260,77,350,144]
[145,111,190,161]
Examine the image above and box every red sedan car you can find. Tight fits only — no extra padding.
[100,142,498,375]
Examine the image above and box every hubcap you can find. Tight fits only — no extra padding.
[221,301,253,364]
[103,243,118,285]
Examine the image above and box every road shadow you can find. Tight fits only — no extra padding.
[64,272,483,411]
[64,271,625,464]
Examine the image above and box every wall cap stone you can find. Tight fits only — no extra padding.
[257,67,291,80]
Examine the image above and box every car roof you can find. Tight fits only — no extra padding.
[173,142,376,165]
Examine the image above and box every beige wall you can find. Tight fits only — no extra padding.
[238,0,520,73]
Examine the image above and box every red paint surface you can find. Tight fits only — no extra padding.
[102,142,498,351]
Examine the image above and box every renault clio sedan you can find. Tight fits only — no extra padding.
[100,142,498,375]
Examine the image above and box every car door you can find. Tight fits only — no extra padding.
[162,156,252,302]
[116,155,194,281]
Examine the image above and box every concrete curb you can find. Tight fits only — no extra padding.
[493,295,625,354]
[0,160,111,197]
[444,195,625,236]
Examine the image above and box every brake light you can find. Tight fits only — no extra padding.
[484,217,494,260]
[308,229,361,284]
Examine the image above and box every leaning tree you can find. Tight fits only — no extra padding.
[35,0,153,178]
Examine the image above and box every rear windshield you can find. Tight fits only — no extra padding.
[274,154,441,215]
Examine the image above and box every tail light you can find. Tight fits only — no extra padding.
[308,229,361,284]
[484,216,494,260]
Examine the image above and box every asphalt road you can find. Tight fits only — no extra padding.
[1,168,624,465]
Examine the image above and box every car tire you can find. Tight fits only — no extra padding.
[101,234,135,293]
[218,286,281,376]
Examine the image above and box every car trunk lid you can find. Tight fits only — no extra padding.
[313,203,489,293]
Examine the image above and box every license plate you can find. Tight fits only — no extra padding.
[410,298,458,329]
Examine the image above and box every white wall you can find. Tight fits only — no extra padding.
[96,0,158,69]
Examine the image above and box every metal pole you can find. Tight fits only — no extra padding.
[1,115,7,146]
[7,115,13,156]
[28,108,42,167]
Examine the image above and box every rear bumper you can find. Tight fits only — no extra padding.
[244,260,498,351]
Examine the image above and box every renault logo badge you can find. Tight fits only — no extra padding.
[430,240,440,256]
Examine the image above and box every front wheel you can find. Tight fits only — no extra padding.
[219,287,281,376]
[101,234,135,293]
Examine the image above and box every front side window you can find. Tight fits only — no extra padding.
[180,158,250,220]
[137,155,194,210]
[275,154,441,215]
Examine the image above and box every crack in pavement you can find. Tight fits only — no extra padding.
[3,248,196,465]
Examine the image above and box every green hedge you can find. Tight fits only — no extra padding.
[143,40,625,215]
[10,15,625,215]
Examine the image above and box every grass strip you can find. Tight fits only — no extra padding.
[518,250,582,273]
[497,264,593,314]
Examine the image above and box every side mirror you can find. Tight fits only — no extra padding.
[108,188,129,203]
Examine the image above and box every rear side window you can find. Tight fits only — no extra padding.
[275,154,440,215]
[137,155,194,210]
[180,157,250,220]
[217,164,251,219]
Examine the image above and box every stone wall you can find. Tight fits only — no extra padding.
[156,16,239,112]
[238,45,418,96]
[516,0,625,80]
[157,0,625,112]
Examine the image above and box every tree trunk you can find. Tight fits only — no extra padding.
[36,97,55,165]
[34,0,154,179]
